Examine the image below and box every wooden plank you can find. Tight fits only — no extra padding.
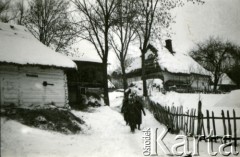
[0,65,67,107]
[227,110,232,142]
[197,100,202,135]
[212,111,217,142]
[173,106,176,131]
[233,110,237,151]
[189,109,192,135]
[201,113,206,138]
[186,110,189,134]
[221,110,227,143]
[1,74,20,106]
[176,107,179,132]
[192,109,196,135]
[181,106,183,130]
[206,110,210,134]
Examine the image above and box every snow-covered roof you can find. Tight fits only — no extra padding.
[218,73,236,85]
[126,45,210,76]
[68,55,102,63]
[0,22,76,69]
[67,40,102,63]
[157,47,210,75]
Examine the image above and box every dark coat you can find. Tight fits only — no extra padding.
[127,98,146,125]
[122,98,130,124]
[133,99,145,125]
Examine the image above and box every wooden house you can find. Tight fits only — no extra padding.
[66,56,104,107]
[126,40,211,92]
[0,22,76,108]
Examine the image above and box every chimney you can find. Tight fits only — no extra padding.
[165,39,174,54]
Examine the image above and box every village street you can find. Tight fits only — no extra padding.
[1,91,162,157]
[2,91,238,157]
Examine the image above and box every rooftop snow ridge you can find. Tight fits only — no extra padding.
[126,45,211,76]
[0,22,76,69]
[68,55,102,63]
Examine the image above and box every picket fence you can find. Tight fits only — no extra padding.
[138,97,240,149]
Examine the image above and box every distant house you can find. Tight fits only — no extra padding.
[66,56,104,107]
[126,40,211,92]
[0,22,76,108]
[217,73,237,92]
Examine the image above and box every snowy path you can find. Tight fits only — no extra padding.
[1,92,167,157]
[1,91,239,157]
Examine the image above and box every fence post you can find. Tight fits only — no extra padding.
[168,106,171,130]
[186,110,189,134]
[221,110,227,143]
[189,109,192,135]
[227,110,232,142]
[176,107,179,132]
[201,113,206,138]
[206,110,210,134]
[212,111,217,142]
[233,109,237,151]
[197,100,202,135]
[172,106,175,131]
[181,106,183,130]
[192,109,196,135]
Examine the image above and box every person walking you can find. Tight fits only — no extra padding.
[133,95,146,130]
[121,89,131,125]
[122,90,146,133]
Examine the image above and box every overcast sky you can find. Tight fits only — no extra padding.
[172,0,240,52]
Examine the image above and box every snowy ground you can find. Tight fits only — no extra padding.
[1,91,239,157]
[149,90,240,136]
[150,90,240,116]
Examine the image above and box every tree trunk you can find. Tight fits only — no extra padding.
[213,77,219,92]
[141,50,148,97]
[103,61,110,106]
[121,60,128,98]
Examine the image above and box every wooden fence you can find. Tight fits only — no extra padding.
[138,97,240,148]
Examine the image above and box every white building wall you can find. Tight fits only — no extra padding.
[162,72,190,82]
[0,65,67,108]
[191,76,209,91]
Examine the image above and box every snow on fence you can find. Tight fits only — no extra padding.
[138,97,240,148]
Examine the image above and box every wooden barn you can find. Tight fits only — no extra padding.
[66,56,104,107]
[0,22,76,108]
[126,40,211,92]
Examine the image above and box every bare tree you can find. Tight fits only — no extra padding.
[72,0,118,106]
[226,45,240,88]
[134,0,178,96]
[0,0,10,14]
[190,37,236,91]
[23,0,78,54]
[0,0,18,22]
[135,0,204,96]
[109,0,138,96]
[0,0,26,25]
[15,0,25,25]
